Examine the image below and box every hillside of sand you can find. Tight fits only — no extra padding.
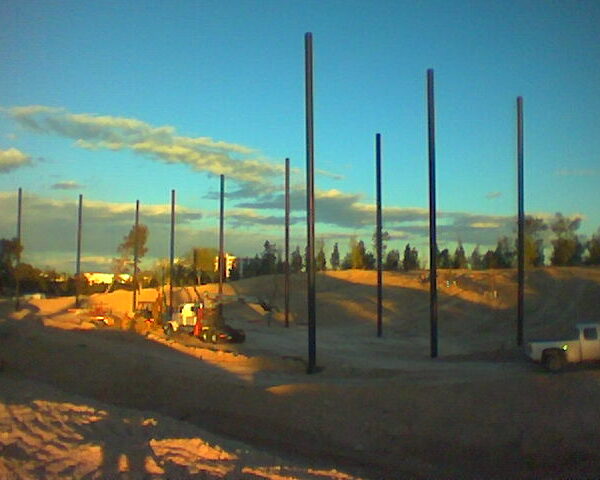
[2,267,600,479]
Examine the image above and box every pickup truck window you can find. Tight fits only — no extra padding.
[583,328,598,340]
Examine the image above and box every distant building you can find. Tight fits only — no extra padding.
[213,253,236,278]
[83,272,131,285]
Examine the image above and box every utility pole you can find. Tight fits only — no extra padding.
[517,96,525,346]
[305,32,317,373]
[375,133,383,337]
[75,194,83,308]
[15,187,22,311]
[284,157,290,328]
[169,190,175,317]
[218,174,225,297]
[427,69,438,358]
[132,199,140,313]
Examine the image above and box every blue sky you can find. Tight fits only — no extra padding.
[1,0,599,272]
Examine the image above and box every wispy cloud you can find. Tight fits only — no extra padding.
[0,147,32,173]
[485,191,502,199]
[555,168,599,177]
[51,180,84,190]
[4,105,283,189]
[315,168,344,180]
[226,208,303,228]
[233,186,516,246]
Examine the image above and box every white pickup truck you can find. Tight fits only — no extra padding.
[526,323,600,371]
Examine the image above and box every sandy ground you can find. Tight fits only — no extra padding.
[2,267,600,479]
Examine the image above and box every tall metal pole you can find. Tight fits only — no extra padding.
[517,97,525,346]
[375,133,383,337]
[75,194,83,308]
[132,199,140,312]
[284,158,290,328]
[427,69,438,358]
[218,174,225,297]
[305,32,317,373]
[15,187,22,310]
[169,189,175,317]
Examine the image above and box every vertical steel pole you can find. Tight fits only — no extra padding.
[132,199,140,312]
[517,97,524,346]
[427,69,438,358]
[218,174,225,297]
[375,133,383,337]
[305,32,317,373]
[16,188,22,249]
[169,189,175,317]
[15,187,22,310]
[75,194,83,308]
[284,157,290,328]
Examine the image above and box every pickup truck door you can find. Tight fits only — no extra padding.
[580,327,600,361]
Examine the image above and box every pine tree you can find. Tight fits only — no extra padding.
[352,240,367,269]
[494,237,515,268]
[402,243,419,271]
[410,246,419,270]
[260,240,277,274]
[316,239,327,271]
[438,248,452,269]
[341,252,352,270]
[384,249,400,271]
[364,252,376,270]
[330,242,340,270]
[291,246,303,273]
[469,245,483,270]
[453,242,468,269]
[482,250,497,269]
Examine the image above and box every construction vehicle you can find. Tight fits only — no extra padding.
[163,295,245,344]
[163,302,203,336]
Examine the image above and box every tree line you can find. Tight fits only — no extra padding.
[237,213,600,279]
[2,212,600,295]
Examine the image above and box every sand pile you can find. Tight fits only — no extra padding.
[1,267,600,479]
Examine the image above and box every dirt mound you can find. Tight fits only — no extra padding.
[2,266,600,479]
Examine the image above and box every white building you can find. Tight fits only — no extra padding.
[83,272,132,285]
[213,253,237,278]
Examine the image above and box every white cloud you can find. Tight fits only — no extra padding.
[0,147,32,173]
[4,105,282,188]
[315,168,344,180]
[51,180,84,190]
[470,222,501,228]
[485,191,502,199]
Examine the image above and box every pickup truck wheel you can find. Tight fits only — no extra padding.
[544,352,566,372]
